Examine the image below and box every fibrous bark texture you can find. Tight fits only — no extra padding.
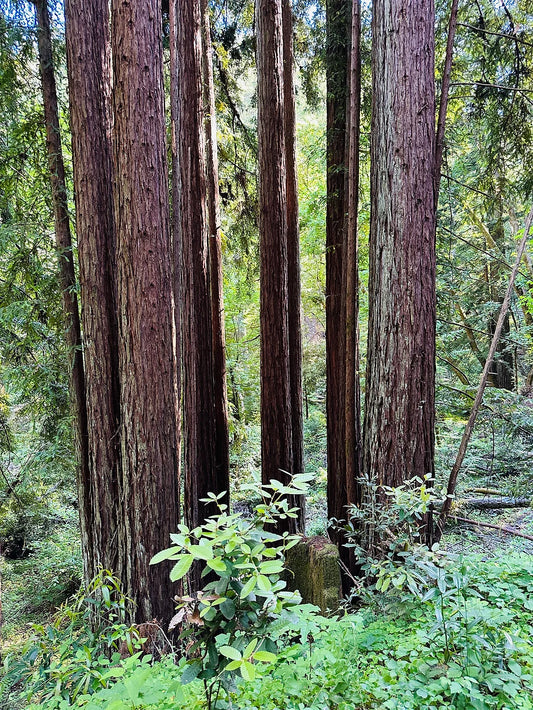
[282,0,305,531]
[174,0,220,545]
[112,0,178,623]
[363,0,437,488]
[65,0,121,580]
[325,0,349,537]
[257,0,296,533]
[202,0,231,507]
[33,0,92,582]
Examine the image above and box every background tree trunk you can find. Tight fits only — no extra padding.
[363,0,436,489]
[174,0,219,560]
[33,0,93,582]
[65,0,121,581]
[257,0,296,533]
[111,0,178,623]
[201,0,231,506]
[282,0,305,531]
[325,0,349,541]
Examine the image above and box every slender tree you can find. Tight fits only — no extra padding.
[201,0,231,503]
[111,0,178,622]
[363,0,437,488]
[32,0,93,581]
[282,0,305,531]
[257,0,296,532]
[343,0,362,508]
[64,0,121,580]
[173,0,219,550]
[325,0,349,542]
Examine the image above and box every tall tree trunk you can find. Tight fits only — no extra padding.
[257,0,296,533]
[173,0,216,529]
[363,0,436,488]
[343,0,362,508]
[32,0,93,582]
[201,0,231,505]
[111,0,178,623]
[65,0,121,581]
[325,0,349,541]
[282,0,305,531]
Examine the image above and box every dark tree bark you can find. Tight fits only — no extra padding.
[325,0,349,540]
[173,0,218,543]
[201,0,231,504]
[111,0,178,623]
[282,0,305,531]
[257,0,296,533]
[363,0,437,488]
[32,0,93,581]
[64,0,121,581]
[343,0,362,508]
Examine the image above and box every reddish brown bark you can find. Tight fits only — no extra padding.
[201,0,230,504]
[111,0,178,623]
[363,0,436,488]
[65,0,121,581]
[325,0,348,540]
[257,0,296,533]
[343,0,362,507]
[32,0,92,581]
[282,0,305,531]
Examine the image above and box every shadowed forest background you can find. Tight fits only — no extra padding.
[1,0,533,708]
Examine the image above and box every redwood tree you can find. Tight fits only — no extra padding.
[363,0,437,488]
[172,0,222,545]
[32,0,92,580]
[256,0,297,532]
[282,0,305,530]
[65,0,121,580]
[111,0,178,622]
[325,0,349,539]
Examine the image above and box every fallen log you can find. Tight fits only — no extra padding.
[452,516,533,543]
[463,496,531,510]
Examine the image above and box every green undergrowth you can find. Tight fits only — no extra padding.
[9,552,533,710]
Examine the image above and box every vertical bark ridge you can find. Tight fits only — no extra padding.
[112,0,178,622]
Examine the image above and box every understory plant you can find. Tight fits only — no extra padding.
[151,472,312,709]
[2,570,143,706]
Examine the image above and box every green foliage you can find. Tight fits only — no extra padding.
[151,473,312,708]
[1,571,142,706]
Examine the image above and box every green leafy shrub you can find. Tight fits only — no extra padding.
[1,571,143,706]
[151,473,312,709]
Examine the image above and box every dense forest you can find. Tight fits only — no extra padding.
[1,0,533,708]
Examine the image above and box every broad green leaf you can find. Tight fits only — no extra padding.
[241,660,256,681]
[224,660,242,672]
[150,546,182,565]
[220,645,242,661]
[170,555,194,581]
[257,574,271,591]
[206,558,226,573]
[243,638,258,658]
[181,659,203,685]
[190,544,214,561]
[259,560,284,575]
[240,576,257,598]
[254,650,277,663]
